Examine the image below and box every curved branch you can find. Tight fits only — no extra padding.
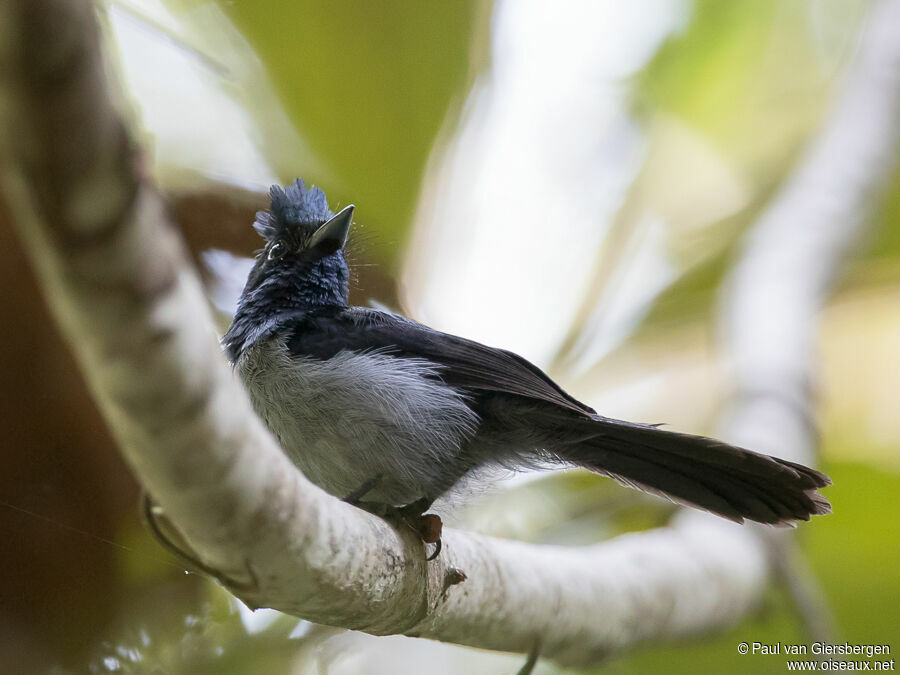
[2,0,896,668]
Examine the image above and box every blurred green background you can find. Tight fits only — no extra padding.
[0,0,897,673]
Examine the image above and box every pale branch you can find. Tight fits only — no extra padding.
[718,0,900,643]
[0,0,892,669]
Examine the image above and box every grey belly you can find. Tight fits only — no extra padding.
[237,337,480,505]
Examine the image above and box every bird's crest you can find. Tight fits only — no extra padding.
[253,179,333,241]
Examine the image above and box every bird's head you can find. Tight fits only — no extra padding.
[240,179,353,307]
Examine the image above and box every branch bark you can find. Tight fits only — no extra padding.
[1,0,897,668]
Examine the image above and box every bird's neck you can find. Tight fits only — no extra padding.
[224,256,349,362]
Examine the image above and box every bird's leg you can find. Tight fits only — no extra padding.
[396,497,443,561]
[517,638,542,675]
[343,474,385,506]
[343,480,443,561]
[343,475,405,520]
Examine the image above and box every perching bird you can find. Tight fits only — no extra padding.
[224,179,831,557]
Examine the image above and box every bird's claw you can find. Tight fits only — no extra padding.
[394,497,443,559]
[403,512,443,560]
[413,513,443,544]
[346,489,444,560]
[388,497,442,560]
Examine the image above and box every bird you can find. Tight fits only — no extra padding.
[223,179,831,558]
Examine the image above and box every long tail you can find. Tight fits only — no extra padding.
[554,416,831,525]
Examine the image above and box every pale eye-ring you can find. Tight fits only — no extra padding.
[267,240,287,261]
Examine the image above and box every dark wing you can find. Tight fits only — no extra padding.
[286,307,596,417]
[286,307,832,525]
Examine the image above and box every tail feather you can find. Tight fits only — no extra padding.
[555,417,831,525]
[618,435,822,520]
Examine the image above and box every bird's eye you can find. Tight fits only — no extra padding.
[267,240,287,261]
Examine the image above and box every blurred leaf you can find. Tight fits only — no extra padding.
[606,0,872,343]
[864,167,900,268]
[455,471,677,545]
[205,0,483,268]
[636,0,838,173]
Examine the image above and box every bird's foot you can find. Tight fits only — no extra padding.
[396,497,443,561]
[344,489,443,561]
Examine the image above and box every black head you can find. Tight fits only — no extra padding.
[224,179,353,360]
[242,179,354,298]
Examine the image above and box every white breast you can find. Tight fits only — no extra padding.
[237,337,480,505]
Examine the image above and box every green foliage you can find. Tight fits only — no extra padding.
[638,0,830,172]
[867,166,900,267]
[638,1,779,138]
[627,0,900,336]
[212,0,481,267]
